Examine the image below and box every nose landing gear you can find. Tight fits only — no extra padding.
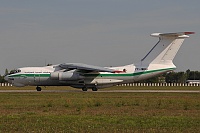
[36,86,42,91]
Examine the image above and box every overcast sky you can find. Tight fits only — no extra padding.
[0,0,199,75]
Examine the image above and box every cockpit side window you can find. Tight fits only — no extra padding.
[9,69,21,74]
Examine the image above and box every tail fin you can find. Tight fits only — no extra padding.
[141,32,194,65]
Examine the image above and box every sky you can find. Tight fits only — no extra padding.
[0,0,199,75]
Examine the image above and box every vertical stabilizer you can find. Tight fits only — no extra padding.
[141,32,194,65]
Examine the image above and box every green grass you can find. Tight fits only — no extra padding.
[0,88,199,132]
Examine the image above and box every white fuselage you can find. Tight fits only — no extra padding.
[6,63,175,89]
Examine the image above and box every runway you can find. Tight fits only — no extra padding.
[0,90,199,93]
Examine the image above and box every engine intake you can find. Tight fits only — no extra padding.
[50,72,83,81]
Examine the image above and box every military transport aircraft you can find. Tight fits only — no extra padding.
[5,32,194,91]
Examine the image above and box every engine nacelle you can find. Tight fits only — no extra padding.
[50,72,83,81]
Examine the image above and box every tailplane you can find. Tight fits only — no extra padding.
[141,32,194,65]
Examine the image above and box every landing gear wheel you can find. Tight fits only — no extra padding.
[92,87,98,91]
[36,86,42,91]
[82,87,88,91]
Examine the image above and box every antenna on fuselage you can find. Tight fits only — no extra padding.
[45,59,47,66]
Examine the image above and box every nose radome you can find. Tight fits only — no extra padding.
[4,75,8,81]
[4,76,12,84]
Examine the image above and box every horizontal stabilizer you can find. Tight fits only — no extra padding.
[151,32,195,38]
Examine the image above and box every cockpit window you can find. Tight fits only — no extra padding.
[9,69,21,74]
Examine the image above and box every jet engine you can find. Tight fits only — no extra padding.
[50,72,83,81]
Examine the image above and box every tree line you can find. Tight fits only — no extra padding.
[0,69,8,83]
[142,69,200,83]
[0,69,200,83]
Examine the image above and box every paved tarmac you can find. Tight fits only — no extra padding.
[0,90,199,93]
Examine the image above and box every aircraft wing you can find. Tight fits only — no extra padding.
[59,63,115,73]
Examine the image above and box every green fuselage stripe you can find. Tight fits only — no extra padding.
[9,73,51,78]
[85,67,174,77]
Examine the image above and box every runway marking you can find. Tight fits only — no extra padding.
[98,90,200,93]
[0,90,199,93]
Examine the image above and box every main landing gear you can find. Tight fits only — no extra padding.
[81,87,98,91]
[36,86,42,91]
[82,87,88,91]
[92,87,98,91]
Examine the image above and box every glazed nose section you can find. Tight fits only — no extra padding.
[4,75,8,81]
[4,75,12,83]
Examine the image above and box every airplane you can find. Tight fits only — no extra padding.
[5,32,194,91]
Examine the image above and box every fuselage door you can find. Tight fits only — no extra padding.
[34,74,40,83]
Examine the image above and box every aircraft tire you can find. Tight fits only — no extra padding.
[36,86,42,91]
[82,87,88,91]
[92,87,98,91]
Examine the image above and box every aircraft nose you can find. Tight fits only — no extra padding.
[4,75,8,81]
[4,75,12,83]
